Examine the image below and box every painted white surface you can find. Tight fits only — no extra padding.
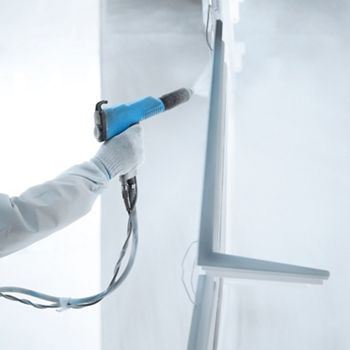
[218,1,350,349]
[100,0,209,349]
[0,1,101,349]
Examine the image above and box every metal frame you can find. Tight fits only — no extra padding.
[188,19,329,350]
[197,19,329,284]
[187,276,219,350]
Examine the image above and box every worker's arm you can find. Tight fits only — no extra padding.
[0,124,143,258]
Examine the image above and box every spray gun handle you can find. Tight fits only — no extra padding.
[118,118,140,184]
[120,169,137,183]
[120,170,137,214]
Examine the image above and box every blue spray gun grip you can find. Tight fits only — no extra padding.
[94,88,193,142]
[95,97,165,142]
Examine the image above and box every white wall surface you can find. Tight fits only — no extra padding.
[100,0,209,349]
[219,1,350,349]
[0,1,101,349]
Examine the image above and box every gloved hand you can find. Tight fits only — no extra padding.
[91,124,144,179]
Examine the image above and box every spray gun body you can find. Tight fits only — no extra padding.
[94,88,192,142]
[94,97,164,142]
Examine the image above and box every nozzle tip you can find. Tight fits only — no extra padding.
[159,88,193,111]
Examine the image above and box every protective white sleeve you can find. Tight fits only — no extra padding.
[0,161,109,258]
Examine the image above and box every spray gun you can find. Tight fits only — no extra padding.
[93,88,193,143]
[94,87,192,182]
[0,88,193,310]
[94,87,193,226]
[94,88,193,210]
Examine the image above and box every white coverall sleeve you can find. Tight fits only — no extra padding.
[0,161,109,258]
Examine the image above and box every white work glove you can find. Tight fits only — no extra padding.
[91,124,144,179]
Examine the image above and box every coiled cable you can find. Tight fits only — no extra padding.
[0,176,139,310]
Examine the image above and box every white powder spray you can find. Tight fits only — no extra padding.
[192,60,212,97]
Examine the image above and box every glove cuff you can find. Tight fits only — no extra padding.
[90,158,112,180]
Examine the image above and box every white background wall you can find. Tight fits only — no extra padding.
[99,0,209,349]
[219,1,350,349]
[0,1,101,349]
